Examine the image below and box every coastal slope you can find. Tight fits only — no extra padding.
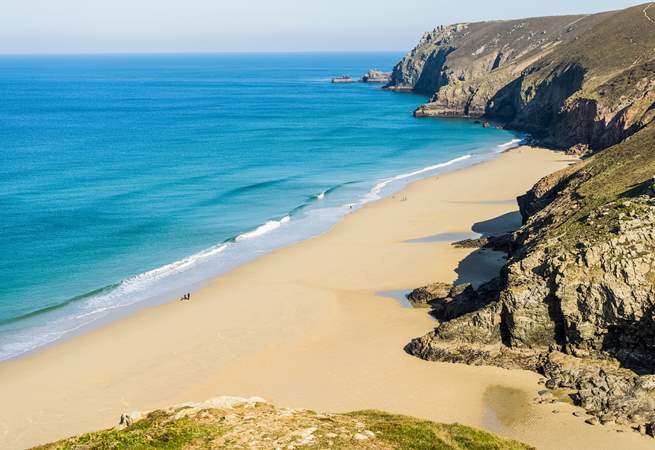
[393,3,655,437]
[386,3,655,152]
[407,124,655,433]
[34,396,531,450]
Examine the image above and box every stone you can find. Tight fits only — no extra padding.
[118,411,143,427]
[407,282,451,305]
[361,69,391,84]
[566,143,593,157]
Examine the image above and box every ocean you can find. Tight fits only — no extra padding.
[0,52,521,361]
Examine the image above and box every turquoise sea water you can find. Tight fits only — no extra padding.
[0,53,520,360]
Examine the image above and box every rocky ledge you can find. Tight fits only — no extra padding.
[405,124,655,437]
[34,396,531,449]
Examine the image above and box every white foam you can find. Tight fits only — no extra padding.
[0,148,503,362]
[79,243,230,312]
[235,216,291,242]
[496,138,522,152]
[119,244,228,290]
[369,154,472,199]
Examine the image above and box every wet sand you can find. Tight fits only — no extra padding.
[1,147,651,449]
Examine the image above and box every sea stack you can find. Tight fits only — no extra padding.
[361,69,391,83]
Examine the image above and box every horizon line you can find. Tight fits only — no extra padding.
[0,49,408,57]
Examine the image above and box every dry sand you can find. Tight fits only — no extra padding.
[0,147,651,449]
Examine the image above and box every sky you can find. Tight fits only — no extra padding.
[0,0,646,54]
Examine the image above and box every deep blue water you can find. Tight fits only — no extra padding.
[0,53,520,360]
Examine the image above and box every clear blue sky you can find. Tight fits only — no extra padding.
[0,0,646,54]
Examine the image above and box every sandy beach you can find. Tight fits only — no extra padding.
[0,146,651,449]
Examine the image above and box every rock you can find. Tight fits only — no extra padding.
[452,237,489,248]
[585,417,599,426]
[353,433,370,441]
[295,426,317,445]
[573,411,583,417]
[407,282,451,305]
[361,69,391,84]
[646,422,655,438]
[331,76,353,84]
[118,411,142,427]
[204,396,266,409]
[405,125,655,434]
[452,234,513,253]
[566,143,593,157]
[386,8,654,150]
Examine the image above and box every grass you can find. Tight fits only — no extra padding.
[349,411,531,450]
[34,409,226,450]
[533,124,655,245]
[34,404,532,450]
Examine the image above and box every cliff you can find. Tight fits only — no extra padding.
[387,4,655,152]
[406,123,655,434]
[34,396,531,449]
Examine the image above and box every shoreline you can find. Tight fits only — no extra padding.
[0,140,517,363]
[1,146,652,449]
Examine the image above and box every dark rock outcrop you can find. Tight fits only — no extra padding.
[408,279,500,323]
[407,282,451,306]
[453,233,514,252]
[386,4,655,152]
[406,124,655,433]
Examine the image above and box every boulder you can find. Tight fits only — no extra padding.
[407,282,451,305]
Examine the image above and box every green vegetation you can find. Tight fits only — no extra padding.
[34,409,226,450]
[350,411,531,450]
[541,123,655,244]
[34,403,532,450]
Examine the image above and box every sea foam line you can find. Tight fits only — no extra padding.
[235,216,291,241]
[496,138,523,152]
[371,154,472,196]
[0,150,489,361]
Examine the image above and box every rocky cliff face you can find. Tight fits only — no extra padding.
[406,124,655,435]
[387,4,655,152]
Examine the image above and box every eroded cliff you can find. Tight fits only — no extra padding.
[406,124,655,434]
[387,4,655,152]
